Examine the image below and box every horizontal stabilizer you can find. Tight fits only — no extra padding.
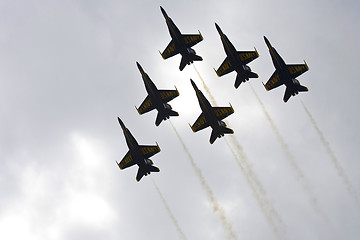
[222,127,234,134]
[136,168,145,182]
[148,166,160,172]
[283,87,292,103]
[298,84,308,92]
[192,54,203,61]
[247,71,259,79]
[155,112,165,126]
[179,56,187,71]
[235,73,244,89]
[210,130,218,144]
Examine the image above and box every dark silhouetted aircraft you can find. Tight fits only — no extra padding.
[263,36,309,102]
[214,23,259,88]
[189,79,234,144]
[116,117,160,182]
[135,62,179,126]
[159,6,203,71]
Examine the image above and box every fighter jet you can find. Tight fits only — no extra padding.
[263,36,309,102]
[214,23,259,88]
[189,79,234,144]
[135,62,179,126]
[116,117,160,182]
[159,6,203,71]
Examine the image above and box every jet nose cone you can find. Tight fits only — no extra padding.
[190,79,197,89]
[264,36,271,48]
[160,6,167,17]
[136,61,143,71]
[215,23,222,34]
[117,117,126,130]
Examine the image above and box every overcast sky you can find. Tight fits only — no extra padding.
[0,0,359,239]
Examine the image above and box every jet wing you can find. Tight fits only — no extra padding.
[191,113,209,132]
[117,151,136,170]
[161,40,179,59]
[215,57,234,77]
[263,70,284,91]
[137,96,155,115]
[287,62,309,79]
[139,144,161,158]
[237,50,259,64]
[212,106,234,121]
[182,33,203,48]
[159,89,179,103]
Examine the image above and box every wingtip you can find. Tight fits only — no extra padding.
[304,60,309,70]
[188,123,195,132]
[213,68,220,77]
[198,30,203,40]
[254,47,259,57]
[174,85,179,95]
[159,50,165,60]
[229,103,234,112]
[262,82,269,91]
[135,106,141,114]
[156,142,161,151]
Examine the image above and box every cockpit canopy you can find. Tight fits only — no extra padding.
[187,47,196,55]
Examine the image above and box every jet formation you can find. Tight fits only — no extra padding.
[116,117,161,182]
[189,79,234,144]
[117,7,310,181]
[214,23,259,88]
[160,6,203,71]
[136,62,179,126]
[263,36,309,102]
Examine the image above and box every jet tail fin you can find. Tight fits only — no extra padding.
[136,166,160,182]
[209,127,233,144]
[155,110,179,126]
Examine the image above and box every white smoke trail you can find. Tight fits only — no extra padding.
[248,83,337,235]
[193,65,217,105]
[225,136,285,240]
[152,180,187,240]
[170,121,238,240]
[192,65,284,239]
[300,99,360,207]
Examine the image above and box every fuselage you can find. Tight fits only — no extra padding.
[264,36,296,90]
[216,23,251,77]
[191,80,224,131]
[137,62,170,114]
[118,118,146,169]
[161,7,195,63]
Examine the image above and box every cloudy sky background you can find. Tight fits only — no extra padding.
[0,0,359,239]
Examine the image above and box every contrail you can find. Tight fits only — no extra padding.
[248,83,337,236]
[192,65,284,239]
[225,136,285,240]
[170,120,238,240]
[153,180,187,240]
[300,99,360,207]
[193,65,217,105]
